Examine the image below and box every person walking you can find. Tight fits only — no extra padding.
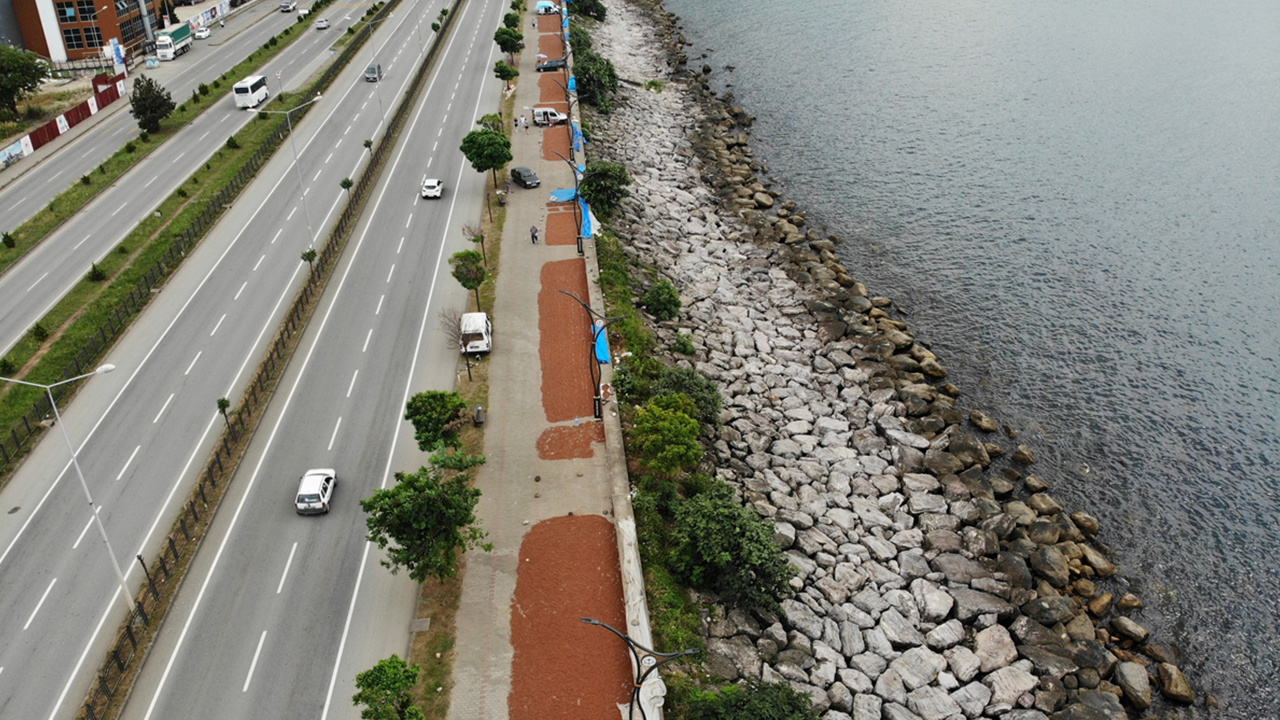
[530,225,539,244]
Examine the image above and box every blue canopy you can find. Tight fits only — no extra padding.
[549,188,576,202]
[593,320,611,363]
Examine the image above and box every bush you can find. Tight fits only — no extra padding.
[687,680,819,720]
[631,400,702,477]
[177,188,187,198]
[671,482,791,610]
[198,82,210,96]
[124,141,136,153]
[641,279,680,320]
[672,332,696,355]
[86,262,106,281]
[613,355,664,406]
[30,323,49,342]
[138,131,149,142]
[0,358,14,375]
[1,232,14,248]
[80,175,91,185]
[226,135,240,149]
[652,366,721,428]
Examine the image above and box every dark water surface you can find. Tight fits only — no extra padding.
[663,0,1279,713]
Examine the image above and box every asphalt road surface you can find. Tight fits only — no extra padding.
[0,0,362,356]
[0,0,485,717]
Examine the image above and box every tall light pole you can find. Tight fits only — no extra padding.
[558,291,622,419]
[258,94,323,248]
[1,364,135,611]
[364,15,394,134]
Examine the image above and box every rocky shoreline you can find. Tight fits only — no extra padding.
[587,1,1202,719]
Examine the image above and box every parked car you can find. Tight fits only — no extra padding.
[421,178,443,199]
[510,166,540,188]
[194,26,211,39]
[460,312,492,354]
[536,58,567,72]
[315,17,330,29]
[294,468,335,515]
[280,1,297,11]
[532,107,568,126]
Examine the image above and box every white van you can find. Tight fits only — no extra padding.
[532,107,568,126]
[233,75,269,108]
[460,313,492,354]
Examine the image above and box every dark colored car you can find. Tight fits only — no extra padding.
[536,58,567,72]
[511,166,540,188]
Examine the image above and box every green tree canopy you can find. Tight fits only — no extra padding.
[579,160,632,218]
[493,60,519,84]
[652,366,721,427]
[459,128,512,185]
[476,113,505,132]
[672,482,791,609]
[129,75,176,133]
[502,11,520,28]
[569,26,593,53]
[571,0,606,21]
[0,46,47,117]
[631,400,702,477]
[493,27,524,58]
[405,390,468,450]
[361,465,489,583]
[574,50,619,112]
[352,655,426,720]
[448,250,487,310]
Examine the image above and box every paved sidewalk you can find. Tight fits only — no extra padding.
[445,10,651,720]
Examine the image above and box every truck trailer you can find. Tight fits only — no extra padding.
[156,24,193,60]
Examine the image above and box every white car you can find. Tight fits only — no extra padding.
[421,178,443,199]
[315,17,330,29]
[294,468,335,515]
[194,26,211,39]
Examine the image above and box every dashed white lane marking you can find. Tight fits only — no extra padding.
[276,543,297,594]
[117,445,141,480]
[153,393,175,424]
[184,351,202,375]
[24,578,57,630]
[242,631,267,692]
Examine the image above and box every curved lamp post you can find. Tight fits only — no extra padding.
[258,94,323,248]
[364,14,395,132]
[581,617,699,720]
[558,291,621,419]
[1,364,135,612]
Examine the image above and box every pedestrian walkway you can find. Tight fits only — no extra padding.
[445,8,652,720]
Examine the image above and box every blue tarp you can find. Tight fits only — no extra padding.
[568,75,577,93]
[549,188,576,202]
[579,195,593,238]
[594,320,611,363]
[572,122,584,151]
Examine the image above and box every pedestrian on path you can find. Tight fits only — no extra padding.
[530,225,539,244]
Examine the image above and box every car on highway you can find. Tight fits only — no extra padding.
[280,0,297,11]
[421,178,443,198]
[194,26,211,39]
[365,63,383,82]
[510,166,540,188]
[315,17,330,29]
[536,58,567,72]
[294,468,335,514]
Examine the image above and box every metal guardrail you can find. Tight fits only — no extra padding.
[75,0,464,717]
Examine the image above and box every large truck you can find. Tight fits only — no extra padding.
[155,24,193,60]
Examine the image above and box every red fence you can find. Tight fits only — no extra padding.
[25,72,126,153]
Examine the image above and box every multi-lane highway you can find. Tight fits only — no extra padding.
[0,0,496,716]
[0,0,366,355]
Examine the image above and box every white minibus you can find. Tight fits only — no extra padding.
[233,76,269,108]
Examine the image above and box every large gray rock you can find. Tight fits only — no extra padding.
[1050,690,1127,720]
[911,579,955,623]
[950,681,992,718]
[983,665,1038,705]
[944,645,982,682]
[888,646,947,689]
[1010,615,1066,647]
[783,598,826,640]
[925,619,965,650]
[1110,616,1149,643]
[852,693,882,720]
[880,608,927,648]
[848,652,887,679]
[837,667,873,693]
[1113,661,1152,709]
[881,702,924,720]
[705,636,761,680]
[1029,546,1071,587]
[906,685,962,720]
[951,587,1017,621]
[1017,645,1079,678]
[827,681,854,712]
[931,553,992,583]
[1020,596,1077,625]
[974,624,1018,673]
[874,668,907,705]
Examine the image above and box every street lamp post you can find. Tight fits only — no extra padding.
[0,364,135,612]
[551,149,609,257]
[258,94,323,248]
[364,15,394,133]
[558,291,622,419]
[581,617,698,720]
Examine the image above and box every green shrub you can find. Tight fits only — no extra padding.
[86,262,106,281]
[212,79,221,88]
[672,332,695,355]
[631,400,702,477]
[177,188,187,198]
[226,135,240,149]
[641,279,680,320]
[117,244,128,254]
[1,232,14,248]
[0,358,14,375]
[686,680,819,720]
[671,483,791,610]
[613,355,665,406]
[30,323,49,342]
[124,141,136,153]
[80,175,91,185]
[138,131,149,142]
[652,366,721,428]
[199,82,210,96]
